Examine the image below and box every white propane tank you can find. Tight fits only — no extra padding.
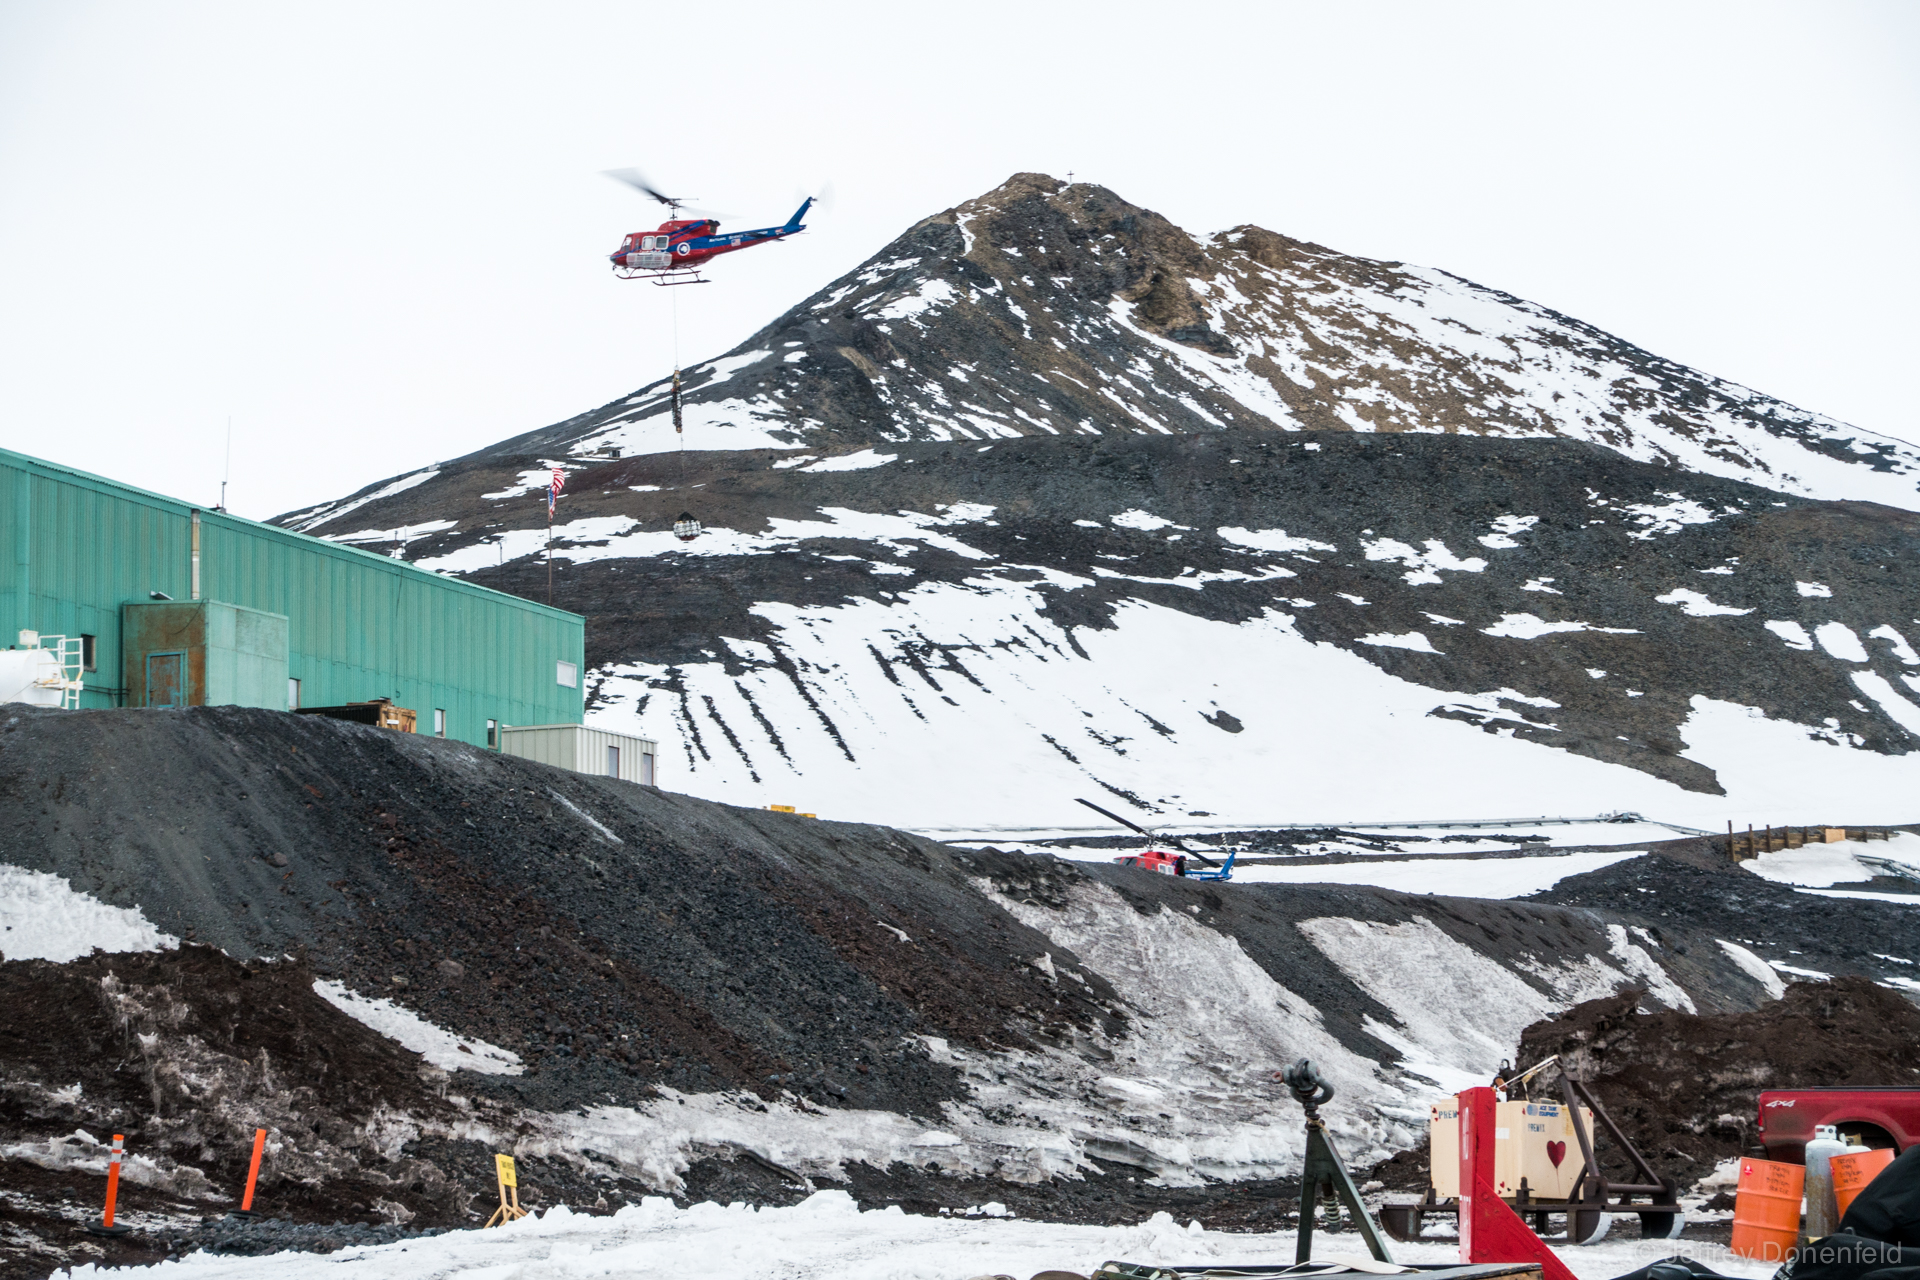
[1805,1123,1849,1240]
[0,647,66,708]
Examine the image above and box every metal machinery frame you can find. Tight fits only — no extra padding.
[1380,1058,1683,1245]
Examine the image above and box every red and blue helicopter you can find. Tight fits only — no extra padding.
[605,169,812,286]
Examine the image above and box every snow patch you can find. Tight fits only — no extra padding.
[1655,589,1753,618]
[0,865,178,961]
[312,981,524,1075]
[803,450,899,473]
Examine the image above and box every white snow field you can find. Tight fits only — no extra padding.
[1227,850,1645,898]
[63,1191,1775,1280]
[1737,833,1920,889]
[585,587,1920,832]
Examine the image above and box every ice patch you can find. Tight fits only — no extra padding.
[1358,631,1442,654]
[1622,495,1721,539]
[803,450,899,473]
[1737,835,1920,888]
[1216,526,1337,554]
[1480,614,1639,639]
[1606,924,1695,1012]
[1299,916,1562,1095]
[288,467,439,533]
[1655,589,1753,618]
[1716,940,1788,1000]
[872,278,958,322]
[1764,621,1814,651]
[1361,537,1487,585]
[1868,625,1919,665]
[1814,622,1870,663]
[1477,515,1539,549]
[1851,671,1920,738]
[1112,509,1177,532]
[313,981,524,1075]
[1236,851,1643,900]
[0,865,178,961]
[1796,581,1833,598]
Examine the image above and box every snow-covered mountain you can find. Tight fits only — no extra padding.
[277,175,1920,830]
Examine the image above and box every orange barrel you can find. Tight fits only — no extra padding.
[1732,1157,1805,1262]
[1833,1148,1897,1219]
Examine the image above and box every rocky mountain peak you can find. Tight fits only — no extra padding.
[273,177,1920,829]
[434,173,1920,513]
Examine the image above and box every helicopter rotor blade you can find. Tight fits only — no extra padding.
[1072,798,1219,866]
[602,169,734,220]
[603,167,677,205]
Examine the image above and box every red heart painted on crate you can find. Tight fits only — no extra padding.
[1547,1140,1567,1167]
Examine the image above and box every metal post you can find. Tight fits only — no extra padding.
[1283,1060,1392,1264]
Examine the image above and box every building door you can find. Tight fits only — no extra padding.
[146,652,187,708]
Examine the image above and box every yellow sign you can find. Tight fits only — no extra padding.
[486,1153,528,1227]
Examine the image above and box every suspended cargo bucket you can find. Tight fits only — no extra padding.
[673,512,702,542]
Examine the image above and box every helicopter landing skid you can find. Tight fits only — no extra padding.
[613,265,709,286]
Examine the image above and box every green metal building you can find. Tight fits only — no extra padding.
[2,445,583,746]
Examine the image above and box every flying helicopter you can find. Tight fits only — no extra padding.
[605,169,812,286]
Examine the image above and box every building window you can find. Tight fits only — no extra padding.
[556,660,578,689]
[607,744,620,777]
[641,752,655,786]
[433,708,446,737]
[486,719,498,749]
[80,634,97,672]
[287,677,301,710]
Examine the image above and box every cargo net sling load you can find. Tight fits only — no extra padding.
[601,168,822,543]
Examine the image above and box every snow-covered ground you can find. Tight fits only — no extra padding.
[1737,833,1920,889]
[944,820,1689,850]
[588,590,1920,832]
[1227,850,1645,898]
[61,1191,1775,1280]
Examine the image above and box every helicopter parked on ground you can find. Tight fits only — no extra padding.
[1074,798,1237,881]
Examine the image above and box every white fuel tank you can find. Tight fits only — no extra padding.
[0,647,68,708]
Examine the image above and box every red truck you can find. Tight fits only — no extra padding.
[1758,1088,1920,1162]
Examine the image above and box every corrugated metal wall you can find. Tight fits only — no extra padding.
[500,724,657,785]
[1,447,584,746]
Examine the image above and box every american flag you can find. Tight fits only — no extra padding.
[548,467,565,515]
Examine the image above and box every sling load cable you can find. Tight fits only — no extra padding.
[670,284,702,541]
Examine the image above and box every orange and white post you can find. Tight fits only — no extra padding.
[239,1128,267,1215]
[87,1133,132,1237]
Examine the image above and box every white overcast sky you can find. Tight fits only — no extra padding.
[2,1,1916,521]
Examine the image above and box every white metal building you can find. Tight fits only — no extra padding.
[499,723,657,785]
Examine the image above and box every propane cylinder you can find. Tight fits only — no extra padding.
[1804,1124,1849,1241]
